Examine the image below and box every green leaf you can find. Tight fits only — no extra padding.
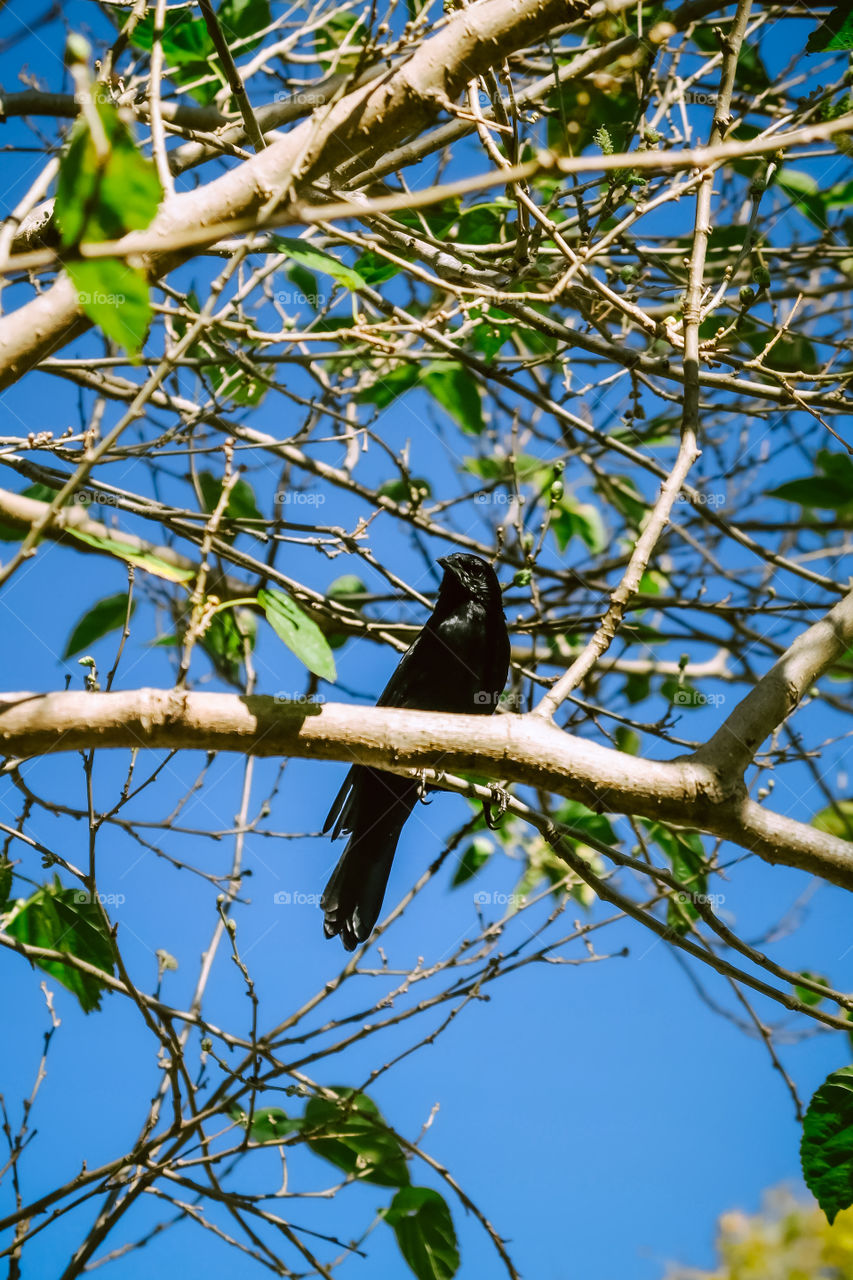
[66,258,151,356]
[615,726,641,755]
[662,678,705,709]
[219,0,271,42]
[768,454,853,510]
[327,575,368,601]
[56,99,161,246]
[205,354,268,406]
[811,801,853,839]
[554,799,616,845]
[692,28,771,92]
[378,477,432,505]
[793,971,830,1007]
[258,587,336,682]
[625,672,651,704]
[456,201,512,245]
[777,168,828,229]
[741,326,818,374]
[770,478,851,508]
[807,2,853,53]
[0,859,12,910]
[638,569,668,596]
[117,6,212,63]
[200,607,256,686]
[113,0,270,100]
[513,836,575,904]
[325,575,367,649]
[547,79,638,156]
[303,1088,410,1187]
[63,592,135,659]
[197,471,263,526]
[819,449,853,484]
[470,313,511,362]
[4,879,115,1013]
[383,1186,459,1280]
[313,10,364,70]
[352,250,400,285]
[596,473,647,528]
[451,836,493,886]
[422,362,484,434]
[550,498,607,553]
[55,96,158,352]
[230,1104,300,1144]
[66,528,195,583]
[641,820,707,934]
[275,237,366,292]
[285,261,320,312]
[802,1067,853,1222]
[394,200,460,239]
[0,483,58,541]
[357,364,420,409]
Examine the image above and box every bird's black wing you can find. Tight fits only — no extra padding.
[322,629,433,838]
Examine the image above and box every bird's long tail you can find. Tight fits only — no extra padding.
[321,770,418,950]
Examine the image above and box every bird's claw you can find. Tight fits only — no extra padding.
[483,784,509,829]
[417,769,433,805]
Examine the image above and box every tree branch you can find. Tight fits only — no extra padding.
[1,689,850,888]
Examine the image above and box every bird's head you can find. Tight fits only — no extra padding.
[437,553,502,604]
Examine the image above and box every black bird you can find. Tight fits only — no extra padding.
[322,552,510,950]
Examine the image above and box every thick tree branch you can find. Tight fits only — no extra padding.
[695,586,853,781]
[0,0,588,389]
[1,689,851,889]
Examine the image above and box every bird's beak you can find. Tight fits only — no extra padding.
[436,556,450,571]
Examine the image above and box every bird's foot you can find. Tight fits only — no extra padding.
[416,769,434,805]
[483,784,509,829]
